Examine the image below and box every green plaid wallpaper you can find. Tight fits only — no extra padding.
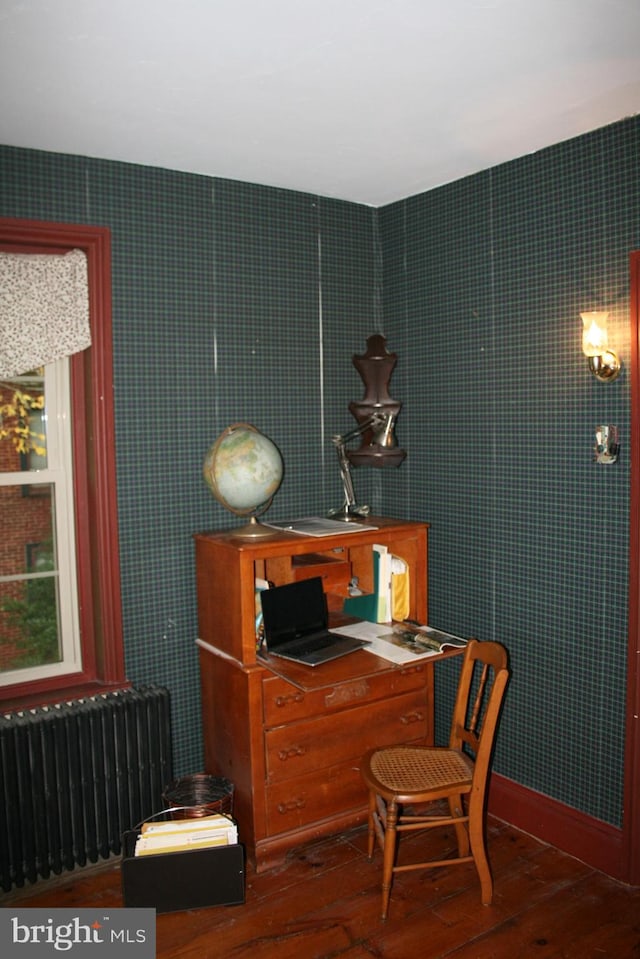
[0,148,378,773]
[1,113,638,830]
[381,117,639,826]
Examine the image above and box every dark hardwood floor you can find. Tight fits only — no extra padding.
[4,817,640,958]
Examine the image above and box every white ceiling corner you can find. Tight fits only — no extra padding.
[0,0,639,206]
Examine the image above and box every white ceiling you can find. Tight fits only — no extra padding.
[1,0,639,207]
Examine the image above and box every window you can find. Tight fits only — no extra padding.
[0,218,126,708]
[0,361,82,684]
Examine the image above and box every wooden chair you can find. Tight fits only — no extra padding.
[360,639,510,920]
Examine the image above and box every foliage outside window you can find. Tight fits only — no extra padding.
[0,377,46,457]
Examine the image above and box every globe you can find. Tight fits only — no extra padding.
[203,423,284,537]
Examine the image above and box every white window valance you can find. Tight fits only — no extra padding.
[0,249,91,378]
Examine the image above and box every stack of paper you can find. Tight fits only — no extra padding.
[134,814,238,857]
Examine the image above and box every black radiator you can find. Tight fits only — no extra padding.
[0,685,173,892]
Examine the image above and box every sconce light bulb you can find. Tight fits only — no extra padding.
[581,311,609,357]
[580,311,621,381]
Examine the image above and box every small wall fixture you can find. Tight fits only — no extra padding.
[594,425,619,465]
[581,311,621,382]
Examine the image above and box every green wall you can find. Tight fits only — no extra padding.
[380,117,639,827]
[1,113,638,829]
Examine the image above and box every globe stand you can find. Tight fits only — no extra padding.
[230,514,277,539]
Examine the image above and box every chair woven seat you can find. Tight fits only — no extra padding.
[359,638,510,920]
[370,745,472,793]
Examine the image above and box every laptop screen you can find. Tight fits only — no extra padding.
[260,577,328,648]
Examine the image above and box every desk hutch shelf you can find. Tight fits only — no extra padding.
[194,516,430,871]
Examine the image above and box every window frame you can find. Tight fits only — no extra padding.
[0,217,127,708]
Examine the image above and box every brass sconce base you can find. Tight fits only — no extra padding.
[588,352,621,382]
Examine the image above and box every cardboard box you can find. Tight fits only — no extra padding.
[121,830,245,913]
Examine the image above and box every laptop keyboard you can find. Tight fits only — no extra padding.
[285,635,334,655]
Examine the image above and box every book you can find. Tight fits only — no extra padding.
[255,577,272,650]
[388,623,467,654]
[263,517,376,536]
[331,620,467,665]
[390,554,409,621]
[373,544,391,623]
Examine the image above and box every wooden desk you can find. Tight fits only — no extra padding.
[195,516,434,870]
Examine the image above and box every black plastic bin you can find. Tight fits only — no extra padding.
[121,831,245,913]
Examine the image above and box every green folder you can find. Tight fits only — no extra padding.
[343,547,386,623]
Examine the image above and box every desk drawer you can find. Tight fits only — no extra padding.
[265,760,366,834]
[264,689,427,784]
[262,663,427,726]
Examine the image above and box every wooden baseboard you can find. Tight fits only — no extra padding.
[489,773,627,882]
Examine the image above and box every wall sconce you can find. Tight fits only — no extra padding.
[581,311,621,382]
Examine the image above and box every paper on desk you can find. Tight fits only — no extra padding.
[330,621,462,664]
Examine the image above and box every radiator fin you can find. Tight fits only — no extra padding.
[0,685,173,892]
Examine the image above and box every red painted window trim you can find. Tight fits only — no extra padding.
[0,217,127,708]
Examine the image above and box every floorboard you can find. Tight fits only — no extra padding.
[3,818,640,958]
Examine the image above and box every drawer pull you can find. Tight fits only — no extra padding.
[277,745,306,761]
[399,664,425,676]
[400,710,425,725]
[277,798,306,814]
[274,692,305,708]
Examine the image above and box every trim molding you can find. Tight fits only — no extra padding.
[489,773,626,882]
[0,217,127,708]
[626,249,640,884]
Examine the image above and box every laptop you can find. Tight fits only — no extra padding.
[260,576,369,666]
